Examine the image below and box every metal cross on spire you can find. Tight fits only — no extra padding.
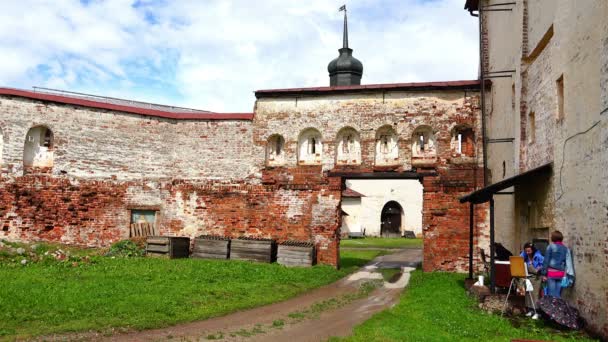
[339,5,348,49]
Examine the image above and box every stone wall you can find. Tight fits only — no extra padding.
[0,84,487,270]
[0,96,255,181]
[478,0,608,337]
[254,89,487,272]
[0,94,341,265]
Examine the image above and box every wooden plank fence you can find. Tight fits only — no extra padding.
[230,238,276,263]
[192,236,230,259]
[277,241,315,267]
[130,222,157,237]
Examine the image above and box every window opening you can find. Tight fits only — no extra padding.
[130,210,158,237]
[380,135,389,154]
[457,133,463,154]
[528,111,535,143]
[557,75,564,121]
[309,137,316,154]
[419,134,425,152]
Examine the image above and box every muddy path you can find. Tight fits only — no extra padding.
[40,249,422,342]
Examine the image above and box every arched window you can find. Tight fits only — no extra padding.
[451,125,475,156]
[266,134,285,166]
[298,128,322,164]
[336,127,361,165]
[23,126,54,171]
[411,126,436,158]
[375,125,398,165]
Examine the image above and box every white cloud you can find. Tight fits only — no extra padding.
[0,0,479,112]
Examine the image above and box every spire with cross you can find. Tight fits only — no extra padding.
[327,4,363,86]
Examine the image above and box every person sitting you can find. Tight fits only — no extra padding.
[520,242,544,319]
[520,242,544,274]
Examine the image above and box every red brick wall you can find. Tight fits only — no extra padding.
[421,167,487,272]
[0,173,342,265]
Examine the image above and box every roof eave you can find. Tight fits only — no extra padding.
[255,80,487,98]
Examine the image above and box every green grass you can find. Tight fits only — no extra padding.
[334,271,596,342]
[0,247,385,339]
[340,249,389,268]
[340,237,423,249]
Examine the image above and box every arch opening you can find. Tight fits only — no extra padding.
[298,128,322,164]
[336,127,361,165]
[23,126,54,172]
[380,200,403,238]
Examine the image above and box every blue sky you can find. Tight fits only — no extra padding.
[0,0,479,112]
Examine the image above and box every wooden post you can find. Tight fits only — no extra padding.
[469,202,474,279]
[490,197,496,293]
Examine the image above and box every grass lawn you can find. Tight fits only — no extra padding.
[0,245,385,339]
[334,271,596,342]
[340,237,423,249]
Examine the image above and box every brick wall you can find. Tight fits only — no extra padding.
[0,87,487,270]
[0,96,254,181]
[255,90,487,272]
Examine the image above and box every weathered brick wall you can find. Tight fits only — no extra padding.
[481,0,608,337]
[0,95,340,264]
[521,36,556,171]
[0,96,255,181]
[254,90,487,272]
[0,175,341,263]
[0,88,487,269]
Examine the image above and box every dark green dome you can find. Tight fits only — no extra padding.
[327,7,363,86]
[328,48,363,78]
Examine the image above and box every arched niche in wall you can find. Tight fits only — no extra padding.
[450,125,475,157]
[266,134,286,166]
[23,126,54,171]
[374,125,399,166]
[335,127,361,165]
[411,125,437,158]
[298,128,322,165]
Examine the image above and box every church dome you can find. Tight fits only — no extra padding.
[327,7,363,86]
[328,48,363,77]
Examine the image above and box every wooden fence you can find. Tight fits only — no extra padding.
[130,222,157,237]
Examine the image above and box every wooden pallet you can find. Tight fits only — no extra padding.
[192,236,230,259]
[277,242,315,267]
[146,236,190,259]
[130,222,157,237]
[230,238,275,263]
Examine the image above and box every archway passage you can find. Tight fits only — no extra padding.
[380,201,402,237]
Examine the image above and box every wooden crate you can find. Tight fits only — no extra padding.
[230,238,276,263]
[192,236,230,259]
[146,236,190,259]
[277,241,315,267]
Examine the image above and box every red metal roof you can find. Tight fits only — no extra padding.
[255,80,483,97]
[0,87,254,121]
[342,188,365,198]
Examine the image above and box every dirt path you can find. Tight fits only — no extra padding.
[49,249,422,342]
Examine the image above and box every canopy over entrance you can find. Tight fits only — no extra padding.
[459,162,553,291]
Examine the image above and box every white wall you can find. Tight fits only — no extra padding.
[343,179,423,236]
[340,197,362,235]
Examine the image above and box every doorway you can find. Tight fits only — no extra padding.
[381,201,403,237]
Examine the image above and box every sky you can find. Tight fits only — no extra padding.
[0,0,479,113]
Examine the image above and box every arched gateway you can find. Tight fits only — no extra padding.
[380,201,403,237]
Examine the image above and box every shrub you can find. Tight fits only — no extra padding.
[105,240,145,257]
